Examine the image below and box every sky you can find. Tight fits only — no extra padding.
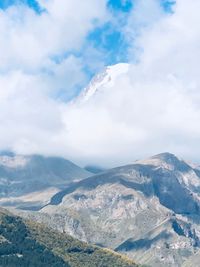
[0,0,200,167]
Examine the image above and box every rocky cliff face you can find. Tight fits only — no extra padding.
[15,152,200,267]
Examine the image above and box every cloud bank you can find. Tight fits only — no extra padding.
[63,0,200,166]
[1,0,200,167]
[0,0,108,157]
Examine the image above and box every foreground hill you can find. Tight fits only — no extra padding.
[18,152,200,267]
[0,208,138,267]
[0,152,91,210]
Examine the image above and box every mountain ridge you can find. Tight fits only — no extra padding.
[24,152,200,267]
[4,152,200,266]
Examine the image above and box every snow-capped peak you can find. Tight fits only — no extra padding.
[77,63,130,103]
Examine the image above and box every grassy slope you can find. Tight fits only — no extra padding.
[0,208,138,267]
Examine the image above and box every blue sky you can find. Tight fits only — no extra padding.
[0,0,176,101]
[0,0,176,100]
[0,0,42,12]
[88,0,175,66]
[0,0,175,69]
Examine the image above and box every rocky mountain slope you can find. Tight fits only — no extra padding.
[0,152,91,210]
[17,152,200,267]
[0,208,138,267]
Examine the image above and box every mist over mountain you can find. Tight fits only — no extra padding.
[0,151,92,210]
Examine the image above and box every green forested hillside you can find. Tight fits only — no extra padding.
[0,208,138,267]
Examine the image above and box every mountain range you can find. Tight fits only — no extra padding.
[10,152,200,267]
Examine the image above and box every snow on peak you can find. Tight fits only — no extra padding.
[77,63,130,103]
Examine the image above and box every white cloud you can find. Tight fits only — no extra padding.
[1,0,200,167]
[0,71,62,149]
[0,0,108,157]
[0,0,108,71]
[0,0,108,107]
[61,0,200,166]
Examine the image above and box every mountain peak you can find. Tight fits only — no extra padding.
[136,152,188,171]
[152,152,179,162]
[76,63,130,103]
